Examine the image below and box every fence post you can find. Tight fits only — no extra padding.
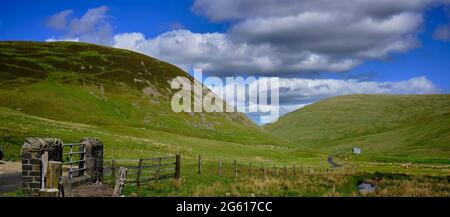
[249,162,253,176]
[113,167,127,197]
[293,164,296,176]
[39,161,62,197]
[218,157,222,176]
[111,159,116,180]
[234,160,237,181]
[175,155,181,179]
[136,159,143,188]
[261,164,265,176]
[78,144,85,176]
[198,155,202,175]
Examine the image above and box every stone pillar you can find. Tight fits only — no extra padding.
[21,138,63,196]
[80,138,103,182]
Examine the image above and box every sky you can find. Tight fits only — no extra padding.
[1,0,450,123]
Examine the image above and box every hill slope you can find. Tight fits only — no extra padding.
[265,94,450,163]
[0,41,291,159]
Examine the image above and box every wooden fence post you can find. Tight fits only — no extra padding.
[175,154,181,179]
[111,159,116,179]
[113,167,127,197]
[136,159,143,188]
[261,164,265,176]
[218,157,222,176]
[198,155,202,175]
[293,164,296,176]
[234,160,237,181]
[39,161,61,197]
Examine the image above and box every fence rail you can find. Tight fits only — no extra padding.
[195,155,344,180]
[111,155,180,188]
[63,143,86,179]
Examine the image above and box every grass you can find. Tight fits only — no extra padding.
[0,41,293,161]
[0,41,448,197]
[265,94,450,164]
[112,161,449,197]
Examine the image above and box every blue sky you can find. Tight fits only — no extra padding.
[0,0,226,40]
[1,0,449,123]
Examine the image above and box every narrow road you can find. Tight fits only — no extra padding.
[327,156,342,168]
[0,167,112,194]
[0,172,21,194]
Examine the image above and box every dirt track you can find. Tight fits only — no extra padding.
[0,161,22,194]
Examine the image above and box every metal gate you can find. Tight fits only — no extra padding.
[62,143,86,179]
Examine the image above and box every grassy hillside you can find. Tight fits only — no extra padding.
[1,42,448,197]
[0,41,294,160]
[265,94,450,163]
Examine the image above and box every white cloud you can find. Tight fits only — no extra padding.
[45,10,73,30]
[113,29,361,74]
[45,37,79,42]
[46,1,449,75]
[112,32,146,51]
[277,76,439,114]
[192,0,442,22]
[277,76,438,99]
[45,6,113,45]
[208,76,439,121]
[110,0,450,75]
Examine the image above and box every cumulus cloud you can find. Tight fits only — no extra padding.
[110,0,450,75]
[276,76,438,105]
[208,76,439,122]
[42,3,445,123]
[113,29,361,74]
[45,6,113,45]
[192,0,441,22]
[46,2,450,75]
[45,10,73,30]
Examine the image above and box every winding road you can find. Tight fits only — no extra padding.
[327,156,342,167]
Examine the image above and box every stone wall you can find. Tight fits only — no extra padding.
[21,137,104,196]
[21,138,63,196]
[80,138,104,182]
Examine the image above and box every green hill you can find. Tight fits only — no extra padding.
[265,94,450,163]
[0,41,296,161]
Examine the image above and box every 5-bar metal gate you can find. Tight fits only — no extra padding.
[62,143,86,179]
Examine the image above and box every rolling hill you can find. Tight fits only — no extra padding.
[0,41,295,160]
[265,94,450,163]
